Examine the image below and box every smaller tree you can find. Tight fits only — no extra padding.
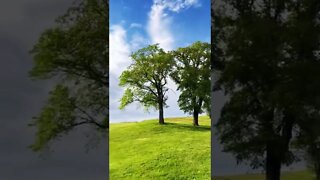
[119,44,173,124]
[171,41,211,126]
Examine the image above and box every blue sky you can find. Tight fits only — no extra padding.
[110,0,210,123]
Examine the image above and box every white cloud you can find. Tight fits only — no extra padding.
[109,25,148,77]
[109,25,131,77]
[147,4,174,51]
[154,0,200,12]
[130,33,149,51]
[147,0,200,51]
[130,23,142,29]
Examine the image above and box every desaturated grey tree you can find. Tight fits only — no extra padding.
[29,0,108,151]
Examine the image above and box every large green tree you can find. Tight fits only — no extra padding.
[171,41,211,126]
[213,0,320,180]
[119,44,174,124]
[29,0,108,152]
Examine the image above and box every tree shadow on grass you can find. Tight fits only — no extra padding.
[160,122,211,132]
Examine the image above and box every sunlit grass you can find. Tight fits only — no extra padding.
[110,116,211,179]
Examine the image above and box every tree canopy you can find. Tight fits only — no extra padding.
[171,41,211,126]
[119,44,174,124]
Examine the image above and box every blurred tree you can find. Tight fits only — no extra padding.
[29,0,108,152]
[119,44,174,124]
[213,0,320,180]
[288,1,320,178]
[170,41,211,126]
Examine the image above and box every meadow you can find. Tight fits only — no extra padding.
[110,116,211,179]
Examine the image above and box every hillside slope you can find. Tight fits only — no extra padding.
[110,116,211,179]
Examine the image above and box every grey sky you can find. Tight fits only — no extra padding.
[0,1,108,179]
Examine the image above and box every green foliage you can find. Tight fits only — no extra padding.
[110,116,210,179]
[119,89,134,110]
[171,41,211,117]
[29,0,108,152]
[29,85,76,151]
[119,44,173,119]
[214,0,320,174]
[30,0,108,84]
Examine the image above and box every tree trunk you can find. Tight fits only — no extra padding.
[193,108,199,126]
[193,98,203,126]
[159,100,164,124]
[266,143,281,180]
[314,157,320,180]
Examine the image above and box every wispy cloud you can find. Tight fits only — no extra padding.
[147,0,200,51]
[130,33,148,51]
[110,25,148,76]
[130,23,142,29]
[147,3,173,51]
[109,25,131,77]
[109,25,131,122]
[110,24,154,122]
[155,0,200,12]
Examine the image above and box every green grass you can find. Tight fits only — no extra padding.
[214,170,314,180]
[110,116,211,180]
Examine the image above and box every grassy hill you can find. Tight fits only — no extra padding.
[214,170,314,180]
[110,116,211,179]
